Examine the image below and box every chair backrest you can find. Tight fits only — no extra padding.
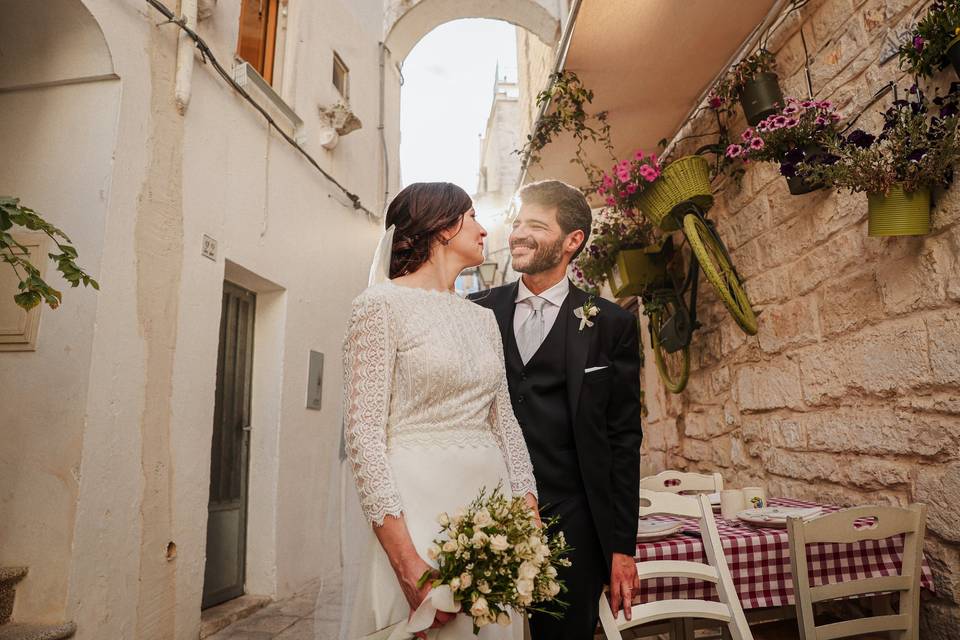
[787,503,927,640]
[640,470,724,494]
[598,490,753,640]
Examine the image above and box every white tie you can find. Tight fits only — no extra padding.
[517,296,547,365]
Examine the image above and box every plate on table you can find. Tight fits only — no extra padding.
[737,506,823,528]
[637,519,683,541]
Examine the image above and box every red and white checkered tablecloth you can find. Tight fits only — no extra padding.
[634,497,935,609]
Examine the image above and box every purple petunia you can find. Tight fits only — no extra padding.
[726,144,744,158]
[749,137,765,150]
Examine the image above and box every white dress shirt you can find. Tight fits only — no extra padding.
[513,277,570,350]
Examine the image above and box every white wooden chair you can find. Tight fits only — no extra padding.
[640,470,724,494]
[786,504,927,640]
[598,489,753,640]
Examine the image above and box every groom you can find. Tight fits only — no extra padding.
[469,180,642,639]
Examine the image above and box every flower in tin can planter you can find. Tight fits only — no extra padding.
[898,0,960,78]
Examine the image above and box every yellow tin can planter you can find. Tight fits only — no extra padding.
[606,238,673,299]
[636,156,714,232]
[867,185,931,237]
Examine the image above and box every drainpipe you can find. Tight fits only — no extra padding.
[378,42,392,216]
[175,0,198,114]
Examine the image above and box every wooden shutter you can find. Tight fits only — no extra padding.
[237,0,279,83]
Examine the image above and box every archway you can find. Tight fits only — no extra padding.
[384,0,561,62]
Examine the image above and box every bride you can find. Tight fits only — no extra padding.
[340,182,540,639]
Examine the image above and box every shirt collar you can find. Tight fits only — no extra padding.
[515,276,570,307]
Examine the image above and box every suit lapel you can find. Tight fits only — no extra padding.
[492,281,519,343]
[565,283,592,423]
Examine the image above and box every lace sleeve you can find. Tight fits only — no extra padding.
[342,292,403,525]
[484,313,539,499]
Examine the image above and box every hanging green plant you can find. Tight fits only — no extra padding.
[516,70,614,188]
[898,0,960,78]
[0,197,99,310]
[710,49,783,126]
[804,84,960,236]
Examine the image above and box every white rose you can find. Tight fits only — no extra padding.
[450,577,461,591]
[471,531,489,547]
[427,544,441,560]
[489,535,509,552]
[497,612,511,626]
[473,508,493,528]
[452,508,466,525]
[460,572,472,589]
[437,512,450,526]
[442,539,457,553]
[518,561,538,580]
[545,565,558,578]
[477,580,491,594]
[470,596,489,617]
[528,535,540,548]
[547,580,561,597]
[516,578,534,597]
[517,593,533,607]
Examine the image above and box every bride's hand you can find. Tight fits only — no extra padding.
[524,492,542,528]
[398,556,456,638]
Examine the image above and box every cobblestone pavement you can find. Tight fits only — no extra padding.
[208,576,342,640]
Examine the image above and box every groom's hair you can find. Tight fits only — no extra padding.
[518,180,592,260]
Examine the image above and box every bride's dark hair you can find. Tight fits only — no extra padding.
[385,182,473,278]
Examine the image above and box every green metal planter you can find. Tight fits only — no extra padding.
[606,238,673,299]
[740,72,783,126]
[636,156,713,232]
[867,185,931,237]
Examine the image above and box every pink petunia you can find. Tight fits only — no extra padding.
[597,185,606,196]
[605,196,616,206]
[801,100,815,109]
[618,160,630,172]
[749,137,764,150]
[741,128,755,142]
[602,174,614,189]
[784,117,800,128]
[639,165,659,182]
[617,169,631,183]
[783,105,800,115]
[772,115,788,128]
[634,150,645,161]
[815,116,828,126]
[726,144,743,158]
[626,183,638,194]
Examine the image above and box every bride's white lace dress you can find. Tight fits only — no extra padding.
[341,281,538,639]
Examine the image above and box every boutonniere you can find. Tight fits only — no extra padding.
[573,298,600,331]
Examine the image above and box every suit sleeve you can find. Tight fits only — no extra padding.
[606,312,643,555]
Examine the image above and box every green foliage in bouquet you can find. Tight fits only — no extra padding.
[1,197,99,310]
[804,84,960,194]
[421,484,573,634]
[898,0,960,78]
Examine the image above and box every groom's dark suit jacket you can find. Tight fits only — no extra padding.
[470,280,642,565]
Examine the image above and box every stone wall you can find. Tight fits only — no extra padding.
[638,0,960,634]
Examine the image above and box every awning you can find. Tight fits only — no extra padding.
[525,0,779,188]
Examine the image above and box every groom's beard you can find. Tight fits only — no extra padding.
[511,236,564,274]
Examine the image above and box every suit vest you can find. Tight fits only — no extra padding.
[505,298,583,501]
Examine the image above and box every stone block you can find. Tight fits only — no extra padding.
[914,463,960,542]
[767,178,831,227]
[790,226,865,296]
[920,601,960,640]
[749,162,784,195]
[718,196,771,251]
[932,186,960,231]
[744,267,791,306]
[731,237,765,281]
[842,457,911,489]
[711,365,732,395]
[758,214,820,270]
[757,295,821,354]
[926,308,960,385]
[795,317,931,404]
[812,21,869,89]
[817,269,884,337]
[811,0,857,43]
[721,178,755,215]
[774,31,809,77]
[897,392,960,415]
[875,240,952,314]
[924,538,960,604]
[764,450,843,482]
[860,0,888,35]
[804,407,959,458]
[736,357,805,411]
[812,190,868,242]
[683,408,731,440]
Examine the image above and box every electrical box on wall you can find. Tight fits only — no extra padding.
[306,350,324,410]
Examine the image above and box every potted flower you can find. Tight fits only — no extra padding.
[711,49,783,126]
[804,84,960,236]
[573,151,665,296]
[724,97,842,195]
[898,0,960,78]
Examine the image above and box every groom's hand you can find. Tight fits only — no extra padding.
[608,552,640,621]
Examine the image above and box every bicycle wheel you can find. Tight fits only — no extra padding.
[649,301,691,394]
[683,213,758,335]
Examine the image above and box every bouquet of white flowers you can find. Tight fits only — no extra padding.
[419,484,573,635]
